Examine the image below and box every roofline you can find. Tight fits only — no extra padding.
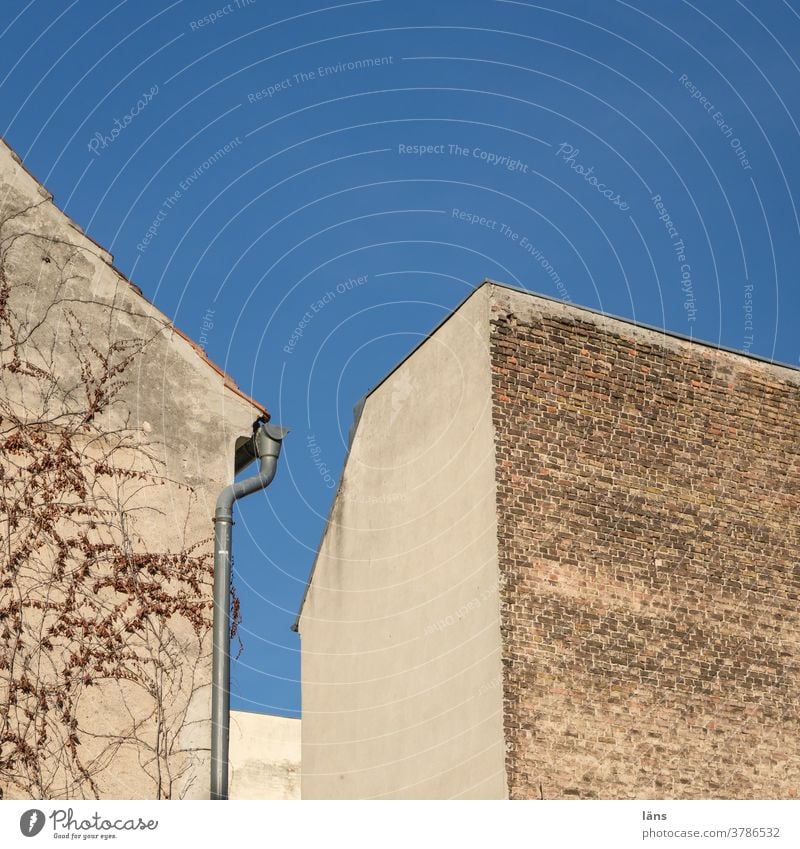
[291,285,491,632]
[358,284,494,410]
[293,277,799,629]
[334,277,799,426]
[363,279,798,391]
[0,134,269,418]
[484,278,799,376]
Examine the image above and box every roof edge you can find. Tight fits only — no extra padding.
[293,276,799,628]
[293,284,491,631]
[486,278,799,378]
[351,277,799,414]
[0,134,269,418]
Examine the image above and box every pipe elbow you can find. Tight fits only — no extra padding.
[215,423,288,516]
[232,455,278,501]
[215,485,237,517]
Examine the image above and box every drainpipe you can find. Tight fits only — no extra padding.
[211,420,289,800]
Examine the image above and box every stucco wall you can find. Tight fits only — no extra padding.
[490,283,800,799]
[228,711,300,799]
[298,286,506,799]
[0,139,265,799]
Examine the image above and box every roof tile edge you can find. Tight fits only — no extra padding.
[0,134,269,418]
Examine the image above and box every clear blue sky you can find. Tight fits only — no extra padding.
[2,0,799,717]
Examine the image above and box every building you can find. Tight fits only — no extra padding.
[228,711,300,800]
[297,281,800,799]
[0,137,275,800]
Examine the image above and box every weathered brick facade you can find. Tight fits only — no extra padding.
[299,281,799,799]
[490,287,800,799]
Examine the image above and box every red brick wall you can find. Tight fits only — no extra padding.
[490,293,800,799]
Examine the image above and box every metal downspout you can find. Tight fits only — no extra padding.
[211,421,289,800]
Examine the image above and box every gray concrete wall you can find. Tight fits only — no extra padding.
[228,711,300,799]
[298,286,506,799]
[0,138,266,799]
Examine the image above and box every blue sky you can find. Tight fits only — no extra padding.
[2,0,799,716]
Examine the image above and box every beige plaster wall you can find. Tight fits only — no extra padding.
[0,139,264,799]
[228,711,300,799]
[298,286,506,799]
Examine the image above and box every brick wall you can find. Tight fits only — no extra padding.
[490,290,800,799]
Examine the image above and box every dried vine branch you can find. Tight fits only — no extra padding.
[0,201,238,799]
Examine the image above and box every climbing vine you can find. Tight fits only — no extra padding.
[0,201,229,799]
